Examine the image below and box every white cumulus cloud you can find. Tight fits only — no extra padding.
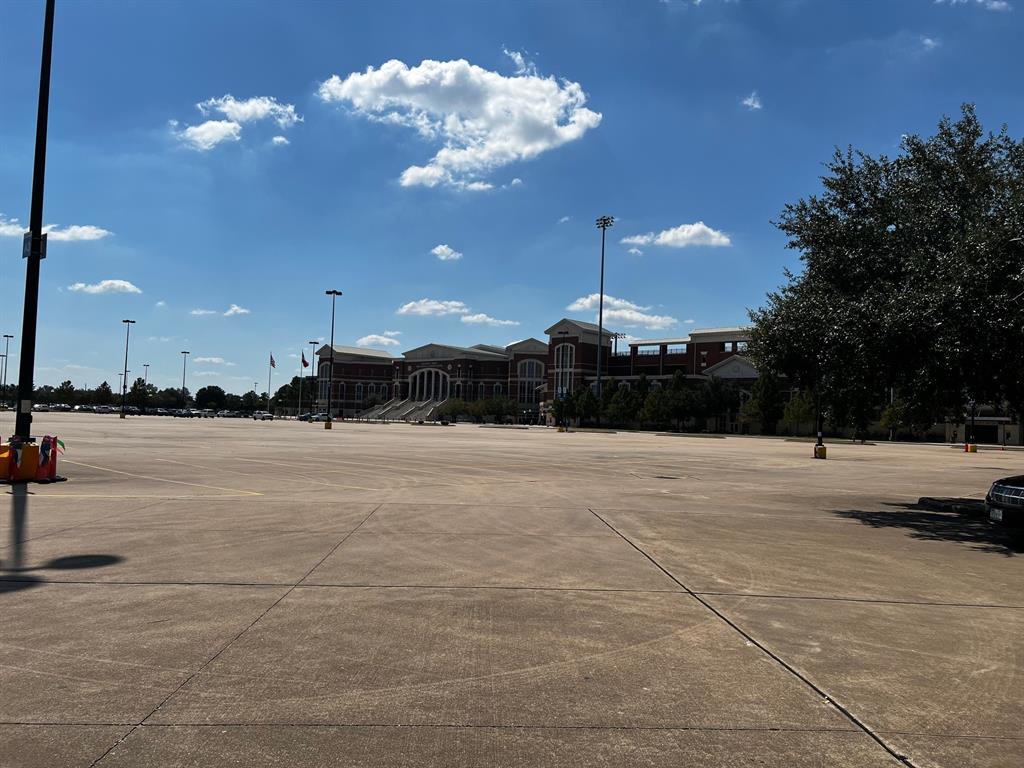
[357,334,402,347]
[194,356,227,364]
[172,95,300,151]
[318,57,601,190]
[558,215,570,223]
[567,293,677,331]
[742,91,762,111]
[173,120,242,151]
[934,0,1011,10]
[621,221,731,248]
[272,135,290,146]
[431,244,463,261]
[461,313,520,327]
[627,247,643,256]
[396,299,469,316]
[198,95,301,129]
[190,308,217,316]
[68,279,141,295]
[224,304,250,316]
[1,214,112,241]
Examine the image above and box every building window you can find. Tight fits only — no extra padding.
[721,342,734,352]
[636,345,660,356]
[554,343,574,397]
[494,383,502,398]
[355,383,363,402]
[667,344,687,354]
[517,359,545,406]
[478,382,486,400]
[736,341,748,353]
[701,351,708,368]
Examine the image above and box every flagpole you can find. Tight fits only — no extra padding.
[297,349,303,417]
[267,354,272,412]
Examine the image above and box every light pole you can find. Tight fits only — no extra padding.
[325,290,342,429]
[120,319,135,418]
[14,0,56,441]
[2,334,12,407]
[180,351,189,408]
[595,215,614,419]
[309,340,318,415]
[141,362,150,413]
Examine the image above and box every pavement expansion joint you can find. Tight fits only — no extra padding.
[586,507,921,768]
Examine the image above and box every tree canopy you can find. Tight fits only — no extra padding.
[749,105,1024,434]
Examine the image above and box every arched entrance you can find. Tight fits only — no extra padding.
[409,368,451,401]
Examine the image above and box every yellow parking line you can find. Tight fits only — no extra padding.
[60,459,264,496]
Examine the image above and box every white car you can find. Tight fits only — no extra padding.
[310,412,330,422]
[253,411,274,421]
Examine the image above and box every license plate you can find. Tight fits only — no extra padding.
[990,507,1004,522]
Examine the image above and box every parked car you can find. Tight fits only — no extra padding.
[253,411,274,421]
[297,412,313,422]
[73,404,94,413]
[986,475,1024,525]
[94,405,114,414]
[310,412,330,422]
[31,403,50,412]
[217,410,236,418]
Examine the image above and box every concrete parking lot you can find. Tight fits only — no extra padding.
[1,414,1022,767]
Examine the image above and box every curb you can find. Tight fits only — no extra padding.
[917,496,987,517]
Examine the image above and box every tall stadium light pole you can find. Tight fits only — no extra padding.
[309,340,318,415]
[180,351,189,407]
[120,319,135,418]
[143,363,149,385]
[14,0,56,440]
[324,290,342,429]
[2,334,12,407]
[594,215,614,421]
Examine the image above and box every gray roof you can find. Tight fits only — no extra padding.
[319,345,396,360]
[544,317,603,335]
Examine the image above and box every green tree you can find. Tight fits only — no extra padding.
[128,378,157,409]
[240,390,260,413]
[740,373,785,435]
[751,105,1024,435]
[605,385,639,426]
[573,387,599,424]
[93,381,114,405]
[195,385,227,410]
[641,389,671,429]
[55,380,77,404]
[782,390,815,435]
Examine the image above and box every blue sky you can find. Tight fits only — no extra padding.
[1,0,1022,393]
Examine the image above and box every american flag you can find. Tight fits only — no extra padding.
[301,351,309,368]
[269,353,276,369]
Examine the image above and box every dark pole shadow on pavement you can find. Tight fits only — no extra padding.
[833,502,1023,557]
[2,483,124,595]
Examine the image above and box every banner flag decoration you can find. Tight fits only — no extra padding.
[302,351,309,368]
[270,353,276,369]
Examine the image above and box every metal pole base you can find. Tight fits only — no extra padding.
[324,421,332,430]
[119,413,126,419]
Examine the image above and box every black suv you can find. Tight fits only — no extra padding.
[986,475,1024,524]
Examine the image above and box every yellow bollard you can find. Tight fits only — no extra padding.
[325,420,332,430]
[967,443,978,453]
[813,444,827,460]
